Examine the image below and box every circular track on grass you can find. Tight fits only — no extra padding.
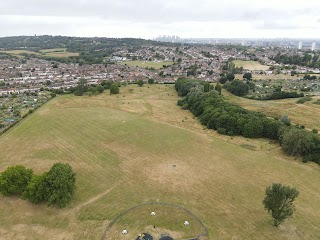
[101,202,208,240]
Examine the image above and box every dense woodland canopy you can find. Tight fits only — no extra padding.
[175,78,320,164]
[0,35,178,64]
[272,52,320,68]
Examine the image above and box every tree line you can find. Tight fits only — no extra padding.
[223,79,304,100]
[272,52,320,68]
[175,78,320,164]
[0,163,76,208]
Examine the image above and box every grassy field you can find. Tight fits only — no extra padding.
[0,85,319,239]
[223,90,320,130]
[0,48,79,58]
[235,73,297,80]
[119,61,175,69]
[233,60,270,71]
[0,50,40,58]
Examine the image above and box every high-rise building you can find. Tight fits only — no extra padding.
[311,42,316,51]
[298,41,303,49]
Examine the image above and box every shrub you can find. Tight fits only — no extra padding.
[217,128,227,135]
[110,83,120,94]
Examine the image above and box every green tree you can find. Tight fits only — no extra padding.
[74,78,88,96]
[41,163,76,208]
[263,183,299,227]
[226,73,235,81]
[0,165,33,196]
[281,128,313,156]
[95,85,104,93]
[215,83,222,94]
[148,78,155,84]
[22,174,46,204]
[101,80,113,89]
[243,72,252,80]
[137,80,144,87]
[110,83,120,94]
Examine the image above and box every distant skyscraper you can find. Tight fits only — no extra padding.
[298,41,302,49]
[241,40,246,46]
[311,42,316,51]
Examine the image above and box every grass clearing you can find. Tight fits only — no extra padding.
[235,74,297,80]
[0,48,79,58]
[223,89,320,130]
[0,85,319,239]
[233,60,270,71]
[119,61,175,69]
[39,48,67,53]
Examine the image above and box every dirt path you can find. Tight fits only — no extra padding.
[63,181,122,216]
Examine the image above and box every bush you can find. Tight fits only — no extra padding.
[0,165,33,196]
[224,80,250,96]
[296,96,312,104]
[137,80,144,87]
[303,153,320,164]
[110,83,120,94]
[217,128,227,135]
[280,115,291,126]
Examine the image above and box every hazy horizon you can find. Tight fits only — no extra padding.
[0,0,319,39]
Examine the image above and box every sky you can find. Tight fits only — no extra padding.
[0,0,319,39]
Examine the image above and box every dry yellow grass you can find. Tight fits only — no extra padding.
[232,60,270,71]
[223,90,320,130]
[0,85,319,239]
[0,48,79,58]
[235,74,297,80]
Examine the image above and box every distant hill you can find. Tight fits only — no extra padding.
[0,35,176,64]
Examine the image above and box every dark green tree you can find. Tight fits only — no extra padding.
[263,183,299,227]
[0,165,33,196]
[110,83,120,94]
[74,78,88,96]
[41,163,76,208]
[22,174,46,204]
[215,83,222,94]
[226,73,235,81]
[148,78,155,84]
[243,72,252,80]
[137,80,144,87]
[101,80,113,89]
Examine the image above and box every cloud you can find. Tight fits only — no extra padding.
[0,0,319,38]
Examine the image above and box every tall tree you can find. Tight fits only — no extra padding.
[41,163,76,208]
[281,128,313,156]
[263,183,299,227]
